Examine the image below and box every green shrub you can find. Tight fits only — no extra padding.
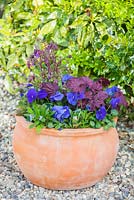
[0,0,134,101]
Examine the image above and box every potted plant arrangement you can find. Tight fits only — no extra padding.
[13,43,127,190]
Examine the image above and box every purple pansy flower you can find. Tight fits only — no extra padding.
[37,89,48,99]
[67,92,85,106]
[96,106,107,120]
[110,97,120,109]
[52,106,70,122]
[62,74,73,84]
[105,86,119,96]
[27,88,37,103]
[50,91,64,101]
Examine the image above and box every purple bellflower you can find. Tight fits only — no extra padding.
[52,106,70,122]
[96,106,107,120]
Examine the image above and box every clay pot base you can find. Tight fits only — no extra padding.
[13,116,119,190]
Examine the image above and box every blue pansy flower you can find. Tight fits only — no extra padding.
[62,74,72,84]
[77,92,85,100]
[67,92,84,106]
[52,106,70,122]
[105,86,119,96]
[67,92,78,106]
[96,106,107,120]
[37,89,48,99]
[50,91,64,101]
[27,88,37,103]
[110,97,120,109]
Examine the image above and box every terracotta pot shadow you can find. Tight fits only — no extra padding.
[13,116,119,190]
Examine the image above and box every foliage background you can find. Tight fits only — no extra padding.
[0,0,134,101]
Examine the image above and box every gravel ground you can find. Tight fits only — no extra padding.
[0,75,134,200]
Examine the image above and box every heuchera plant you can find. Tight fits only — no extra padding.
[18,43,127,132]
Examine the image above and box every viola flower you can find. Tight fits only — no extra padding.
[50,91,64,101]
[37,89,48,99]
[110,97,120,109]
[96,106,107,120]
[67,92,84,106]
[106,86,119,96]
[52,106,70,122]
[67,92,78,106]
[62,74,73,84]
[27,88,37,103]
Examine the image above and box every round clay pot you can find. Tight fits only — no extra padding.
[13,116,119,190]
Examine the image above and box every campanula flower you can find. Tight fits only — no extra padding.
[27,88,37,103]
[96,106,106,120]
[26,83,33,87]
[62,74,72,84]
[52,106,70,122]
[67,92,85,106]
[105,86,119,96]
[110,97,120,108]
[50,91,64,101]
[37,89,48,99]
[34,49,41,58]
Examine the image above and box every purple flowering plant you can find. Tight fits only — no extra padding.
[17,43,127,131]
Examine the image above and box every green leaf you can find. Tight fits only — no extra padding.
[27,107,34,114]
[111,109,118,116]
[38,20,57,38]
[4,75,15,94]
[90,121,95,127]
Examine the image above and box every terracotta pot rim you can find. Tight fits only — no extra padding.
[15,116,117,137]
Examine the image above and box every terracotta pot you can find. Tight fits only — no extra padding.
[13,116,119,190]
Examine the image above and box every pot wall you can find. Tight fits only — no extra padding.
[13,116,119,190]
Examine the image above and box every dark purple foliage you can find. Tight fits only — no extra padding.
[52,106,70,122]
[97,77,110,87]
[40,82,59,96]
[96,106,107,120]
[66,77,93,93]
